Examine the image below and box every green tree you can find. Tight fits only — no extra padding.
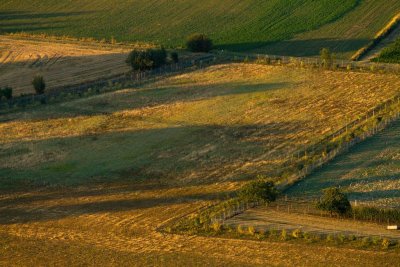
[316,187,351,216]
[32,76,46,95]
[126,48,167,71]
[239,177,278,204]
[320,48,333,68]
[186,33,213,52]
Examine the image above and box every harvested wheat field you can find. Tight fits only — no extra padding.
[0,35,147,95]
[2,63,400,265]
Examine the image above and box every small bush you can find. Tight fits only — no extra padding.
[280,229,288,241]
[211,222,222,232]
[303,231,311,240]
[320,48,333,68]
[32,76,46,95]
[186,33,213,52]
[326,234,335,242]
[170,52,179,63]
[238,177,278,204]
[348,234,356,241]
[126,47,167,71]
[372,236,381,245]
[269,229,277,237]
[237,225,245,234]
[292,229,302,239]
[248,225,256,236]
[382,238,391,249]
[361,237,371,247]
[0,86,12,100]
[338,234,346,243]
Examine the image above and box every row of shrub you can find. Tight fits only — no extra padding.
[125,34,213,71]
[213,224,398,250]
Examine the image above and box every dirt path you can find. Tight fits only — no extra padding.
[226,206,400,240]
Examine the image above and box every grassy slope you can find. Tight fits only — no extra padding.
[1,0,399,57]
[286,119,400,208]
[373,38,400,63]
[260,0,400,58]
[3,64,400,265]
[2,64,400,190]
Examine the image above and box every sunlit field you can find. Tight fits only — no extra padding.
[2,63,400,265]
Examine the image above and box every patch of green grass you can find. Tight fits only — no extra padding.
[373,38,400,63]
[286,119,400,208]
[1,0,399,57]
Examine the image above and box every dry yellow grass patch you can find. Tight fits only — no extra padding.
[0,35,136,95]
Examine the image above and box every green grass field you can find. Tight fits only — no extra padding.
[286,119,400,208]
[1,0,400,57]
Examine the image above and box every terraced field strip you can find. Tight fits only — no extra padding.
[225,206,400,240]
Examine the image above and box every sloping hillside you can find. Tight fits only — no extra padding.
[1,0,399,57]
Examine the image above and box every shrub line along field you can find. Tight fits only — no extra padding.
[1,0,400,57]
[3,62,400,264]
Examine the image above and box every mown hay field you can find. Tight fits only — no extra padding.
[1,0,400,57]
[0,35,144,95]
[2,63,400,265]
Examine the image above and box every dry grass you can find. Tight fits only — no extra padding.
[0,35,146,95]
[2,184,400,266]
[2,63,400,265]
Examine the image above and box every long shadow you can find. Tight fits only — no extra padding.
[1,57,292,122]
[217,38,369,56]
[0,190,232,225]
[0,11,91,33]
[0,122,305,192]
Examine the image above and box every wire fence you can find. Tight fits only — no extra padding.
[218,51,400,73]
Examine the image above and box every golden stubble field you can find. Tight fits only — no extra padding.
[0,35,140,95]
[2,63,400,265]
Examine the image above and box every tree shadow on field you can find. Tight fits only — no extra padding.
[217,38,369,57]
[0,121,306,223]
[0,190,232,225]
[0,11,91,33]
